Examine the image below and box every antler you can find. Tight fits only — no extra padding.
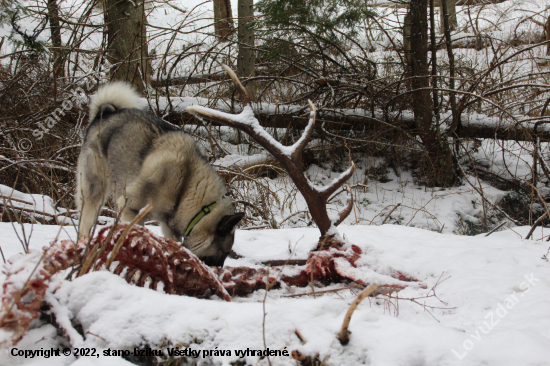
[186,65,355,242]
[11,10,48,49]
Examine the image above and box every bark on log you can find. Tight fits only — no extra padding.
[151,74,226,87]
[375,0,506,8]
[163,109,550,143]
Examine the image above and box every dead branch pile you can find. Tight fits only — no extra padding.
[0,60,86,213]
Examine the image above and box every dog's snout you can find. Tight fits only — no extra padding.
[202,251,230,267]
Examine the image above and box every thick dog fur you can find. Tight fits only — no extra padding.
[76,82,243,266]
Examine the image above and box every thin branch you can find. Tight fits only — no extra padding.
[222,64,250,106]
[524,214,547,240]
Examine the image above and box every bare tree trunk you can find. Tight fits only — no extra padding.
[409,0,455,187]
[104,0,149,93]
[429,0,440,123]
[237,0,255,96]
[403,11,412,66]
[547,15,550,56]
[47,0,64,79]
[213,0,234,39]
[441,0,458,133]
[409,0,432,132]
[439,0,457,33]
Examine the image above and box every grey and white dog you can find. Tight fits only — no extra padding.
[76,82,243,266]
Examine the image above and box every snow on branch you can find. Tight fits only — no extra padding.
[187,66,317,161]
[310,163,356,199]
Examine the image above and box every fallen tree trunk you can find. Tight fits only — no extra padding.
[457,120,547,141]
[164,109,550,142]
[151,74,227,87]
[373,0,506,8]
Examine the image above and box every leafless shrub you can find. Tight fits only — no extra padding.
[1,0,549,232]
[0,60,84,212]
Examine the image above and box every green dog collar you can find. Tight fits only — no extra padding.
[184,202,218,236]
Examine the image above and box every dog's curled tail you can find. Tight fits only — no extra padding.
[89,81,142,122]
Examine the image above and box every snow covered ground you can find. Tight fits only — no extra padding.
[1,221,549,366]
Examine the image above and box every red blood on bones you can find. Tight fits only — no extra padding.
[216,267,278,297]
[0,224,231,346]
[1,251,52,345]
[216,245,426,293]
[1,225,425,346]
[85,225,231,301]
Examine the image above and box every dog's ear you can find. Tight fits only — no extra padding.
[217,213,245,235]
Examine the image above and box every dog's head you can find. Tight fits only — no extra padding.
[175,198,244,266]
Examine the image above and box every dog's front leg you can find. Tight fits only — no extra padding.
[117,195,151,228]
[117,195,138,222]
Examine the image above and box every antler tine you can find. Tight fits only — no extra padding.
[32,15,48,41]
[11,10,26,38]
[186,105,246,130]
[320,162,355,199]
[308,99,315,113]
[333,185,354,227]
[290,100,316,161]
[222,64,250,106]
